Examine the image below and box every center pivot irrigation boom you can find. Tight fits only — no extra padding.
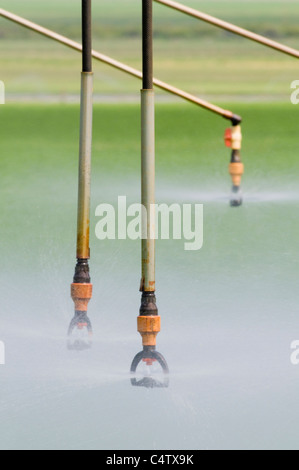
[0,7,243,206]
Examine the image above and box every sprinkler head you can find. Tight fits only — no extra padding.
[68,281,93,351]
[225,127,244,206]
[130,346,169,388]
[131,292,169,386]
[230,185,243,207]
[67,311,93,351]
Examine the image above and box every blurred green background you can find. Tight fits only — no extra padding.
[1,0,298,101]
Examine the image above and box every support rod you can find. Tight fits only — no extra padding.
[154,0,299,60]
[0,8,240,123]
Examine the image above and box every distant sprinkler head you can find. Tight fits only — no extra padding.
[229,161,244,208]
[230,185,243,207]
[225,125,244,207]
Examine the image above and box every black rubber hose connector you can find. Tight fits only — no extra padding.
[142,0,153,90]
[82,0,92,73]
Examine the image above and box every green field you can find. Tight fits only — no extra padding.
[2,0,299,39]
[2,102,299,179]
[1,0,298,100]
[1,102,298,228]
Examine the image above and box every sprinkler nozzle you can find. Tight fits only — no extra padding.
[130,291,169,386]
[230,184,243,207]
[229,161,244,207]
[68,281,93,350]
[130,346,169,388]
[67,311,93,351]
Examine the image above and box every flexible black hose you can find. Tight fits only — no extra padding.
[82,0,92,73]
[142,0,153,89]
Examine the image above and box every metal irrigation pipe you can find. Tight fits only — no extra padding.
[0,8,241,124]
[154,0,299,60]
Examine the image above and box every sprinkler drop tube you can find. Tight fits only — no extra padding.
[69,0,93,338]
[131,0,169,374]
[225,123,244,207]
[141,0,155,297]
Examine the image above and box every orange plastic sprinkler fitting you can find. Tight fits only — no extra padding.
[137,315,161,347]
[71,283,93,313]
[229,161,244,187]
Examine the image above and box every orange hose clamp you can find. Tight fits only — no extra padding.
[138,316,161,347]
[71,283,93,312]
